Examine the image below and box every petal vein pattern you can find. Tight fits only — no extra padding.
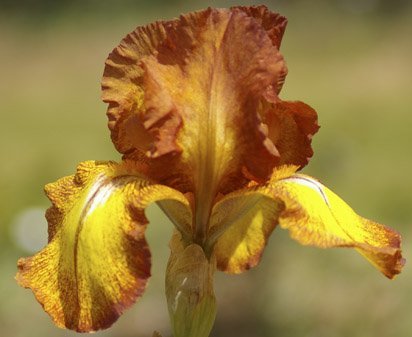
[16,160,192,332]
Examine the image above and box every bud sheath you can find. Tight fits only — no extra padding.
[166,234,217,337]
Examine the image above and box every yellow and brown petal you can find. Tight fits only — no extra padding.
[102,6,318,199]
[211,166,404,278]
[16,160,192,332]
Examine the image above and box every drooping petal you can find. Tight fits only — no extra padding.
[16,160,192,332]
[273,173,404,278]
[211,166,404,278]
[102,6,293,198]
[208,190,279,273]
[210,166,297,273]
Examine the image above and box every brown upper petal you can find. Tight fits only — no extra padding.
[270,100,319,166]
[247,99,319,181]
[233,5,288,93]
[102,6,292,190]
[233,5,287,49]
[101,7,312,200]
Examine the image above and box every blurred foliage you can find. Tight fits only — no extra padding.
[0,0,411,337]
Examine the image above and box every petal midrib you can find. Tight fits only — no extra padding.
[193,12,234,244]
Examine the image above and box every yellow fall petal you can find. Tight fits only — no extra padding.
[211,166,404,278]
[16,160,192,332]
[210,166,297,273]
[274,173,404,279]
[209,190,279,273]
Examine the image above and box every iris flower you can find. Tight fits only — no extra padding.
[17,6,404,337]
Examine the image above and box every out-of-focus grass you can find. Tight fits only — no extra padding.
[1,1,411,336]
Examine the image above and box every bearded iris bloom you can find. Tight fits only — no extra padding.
[17,6,404,336]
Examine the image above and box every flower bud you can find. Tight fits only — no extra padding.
[165,234,216,337]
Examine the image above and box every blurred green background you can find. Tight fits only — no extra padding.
[1,0,411,336]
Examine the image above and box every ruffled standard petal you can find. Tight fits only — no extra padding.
[233,5,287,49]
[245,100,319,182]
[142,9,290,245]
[263,100,320,167]
[233,5,288,93]
[211,166,404,278]
[102,7,289,198]
[16,160,192,332]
